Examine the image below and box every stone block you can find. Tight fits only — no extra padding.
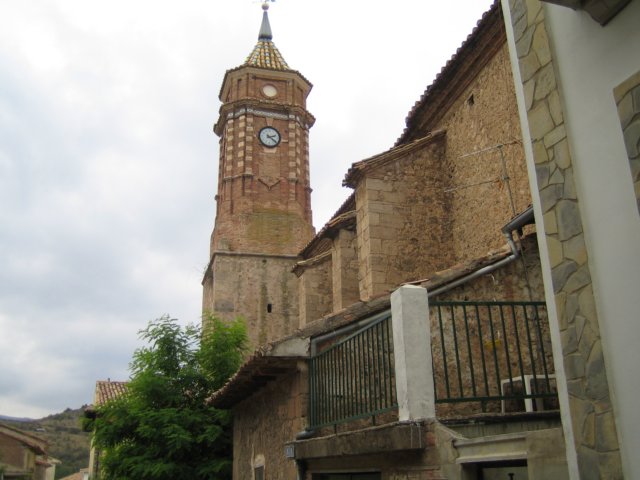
[564,233,587,265]
[563,167,577,200]
[561,324,578,353]
[520,51,541,82]
[544,124,566,149]
[577,446,600,480]
[534,63,557,101]
[564,265,591,293]
[552,260,577,293]
[529,101,554,141]
[532,22,552,66]
[555,291,567,329]
[539,213,556,238]
[540,184,563,212]
[596,410,619,453]
[536,164,550,187]
[549,166,564,185]
[547,235,563,267]
[556,200,582,241]
[616,90,634,129]
[585,341,609,402]
[583,412,596,449]
[564,351,586,380]
[524,78,535,111]
[516,23,535,58]
[532,139,549,164]
[623,118,640,158]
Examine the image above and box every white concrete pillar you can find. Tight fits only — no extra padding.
[391,285,435,421]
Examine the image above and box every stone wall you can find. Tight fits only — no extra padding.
[204,253,300,348]
[436,44,531,264]
[355,137,450,300]
[331,228,360,312]
[232,368,306,480]
[298,254,333,328]
[613,70,640,215]
[353,42,530,302]
[504,0,623,477]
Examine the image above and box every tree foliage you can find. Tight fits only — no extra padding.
[86,314,247,480]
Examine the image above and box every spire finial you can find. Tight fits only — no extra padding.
[258,1,274,41]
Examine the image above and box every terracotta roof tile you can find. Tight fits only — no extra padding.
[94,380,128,405]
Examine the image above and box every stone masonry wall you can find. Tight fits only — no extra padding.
[331,228,360,311]
[298,255,333,328]
[205,253,299,349]
[232,369,306,480]
[436,44,532,264]
[506,0,623,477]
[356,137,450,300]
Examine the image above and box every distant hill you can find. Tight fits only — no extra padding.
[2,407,91,479]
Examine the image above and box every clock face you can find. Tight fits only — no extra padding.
[258,127,281,148]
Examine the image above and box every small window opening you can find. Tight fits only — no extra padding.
[254,466,264,480]
[468,94,475,106]
[267,303,273,313]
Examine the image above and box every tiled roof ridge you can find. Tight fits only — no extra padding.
[396,0,502,145]
[344,129,446,188]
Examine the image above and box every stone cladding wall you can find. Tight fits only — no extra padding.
[204,253,299,349]
[506,0,623,477]
[232,369,306,480]
[614,70,640,215]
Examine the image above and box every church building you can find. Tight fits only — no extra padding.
[202,0,637,478]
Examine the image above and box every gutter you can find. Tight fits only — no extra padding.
[429,206,534,297]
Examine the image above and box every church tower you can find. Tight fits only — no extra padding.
[202,3,315,348]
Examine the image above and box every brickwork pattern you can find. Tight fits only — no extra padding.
[613,70,640,215]
[508,0,623,477]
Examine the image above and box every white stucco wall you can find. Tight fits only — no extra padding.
[544,3,640,477]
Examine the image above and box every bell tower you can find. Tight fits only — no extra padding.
[202,3,315,348]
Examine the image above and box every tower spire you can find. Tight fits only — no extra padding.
[258,2,273,41]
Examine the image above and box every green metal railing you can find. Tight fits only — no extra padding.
[308,312,396,429]
[430,301,557,411]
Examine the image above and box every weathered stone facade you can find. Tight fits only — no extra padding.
[614,70,640,215]
[503,0,624,477]
[231,369,306,480]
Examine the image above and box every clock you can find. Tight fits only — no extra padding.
[258,126,281,148]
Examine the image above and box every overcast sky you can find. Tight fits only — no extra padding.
[0,0,495,418]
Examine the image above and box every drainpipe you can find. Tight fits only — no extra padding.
[428,206,534,297]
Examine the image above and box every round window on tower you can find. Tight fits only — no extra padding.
[262,84,278,98]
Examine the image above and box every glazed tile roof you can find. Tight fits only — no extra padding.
[94,380,128,406]
[244,40,290,70]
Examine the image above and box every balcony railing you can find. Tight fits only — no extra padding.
[431,301,557,413]
[308,312,396,429]
[307,298,558,429]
